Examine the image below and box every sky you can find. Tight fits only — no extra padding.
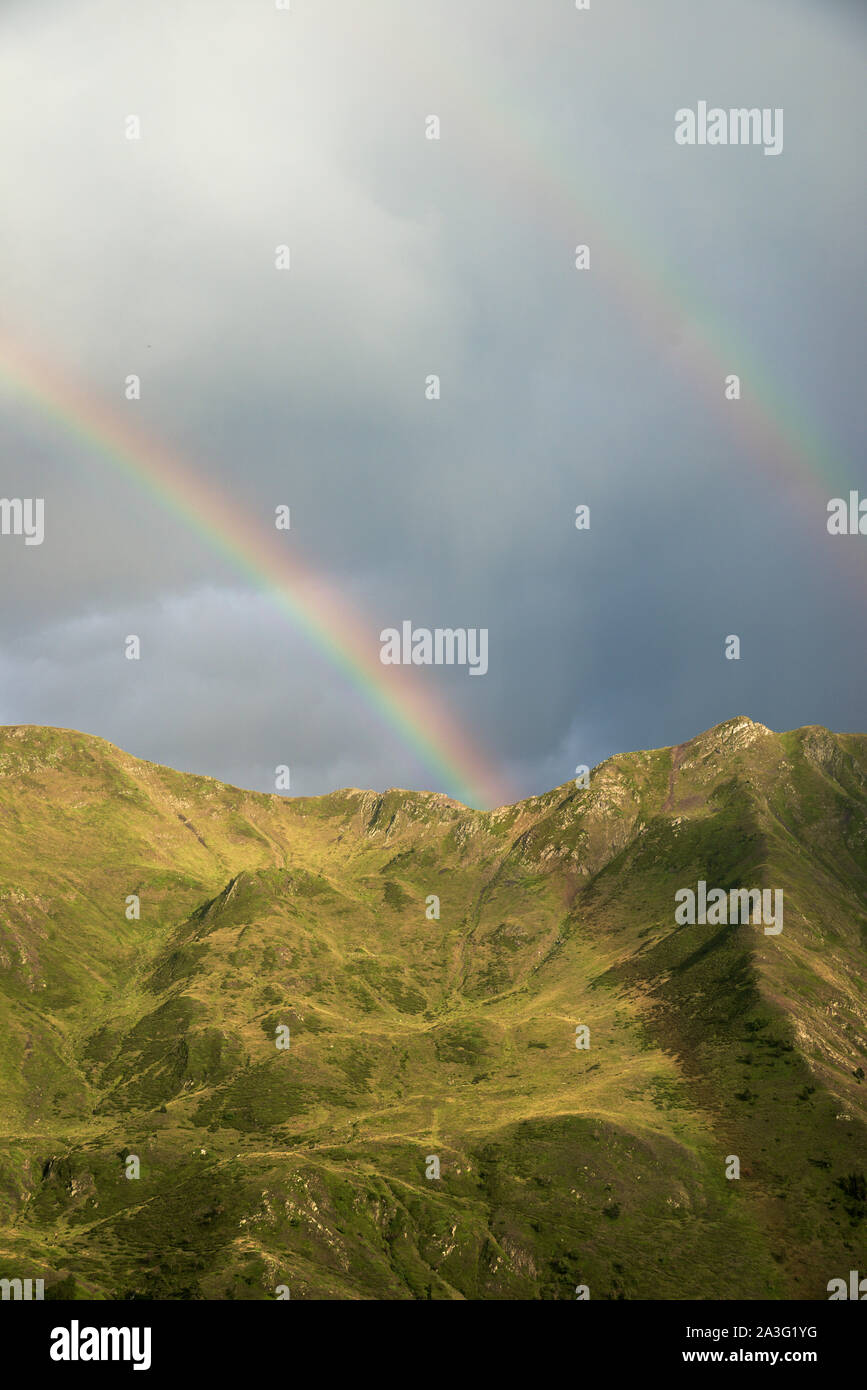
[0,0,864,807]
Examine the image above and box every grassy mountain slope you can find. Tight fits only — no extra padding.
[0,717,864,1299]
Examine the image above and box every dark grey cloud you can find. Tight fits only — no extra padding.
[0,0,864,805]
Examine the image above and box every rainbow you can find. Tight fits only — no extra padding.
[1,41,861,808]
[444,41,861,531]
[0,336,514,810]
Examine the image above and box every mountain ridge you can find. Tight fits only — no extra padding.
[0,717,865,1299]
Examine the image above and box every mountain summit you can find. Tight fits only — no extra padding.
[0,719,865,1299]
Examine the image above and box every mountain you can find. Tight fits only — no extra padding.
[0,717,865,1300]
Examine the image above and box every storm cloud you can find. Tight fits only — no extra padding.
[0,0,864,805]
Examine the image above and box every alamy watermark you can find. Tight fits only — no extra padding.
[0,497,44,545]
[828,1270,867,1300]
[675,103,783,157]
[50,1321,152,1371]
[0,1277,44,1299]
[827,492,867,535]
[380,622,488,676]
[675,881,783,935]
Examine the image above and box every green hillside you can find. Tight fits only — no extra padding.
[0,716,864,1299]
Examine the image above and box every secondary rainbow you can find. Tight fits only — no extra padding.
[444,37,860,528]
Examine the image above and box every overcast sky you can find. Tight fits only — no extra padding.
[0,0,864,806]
